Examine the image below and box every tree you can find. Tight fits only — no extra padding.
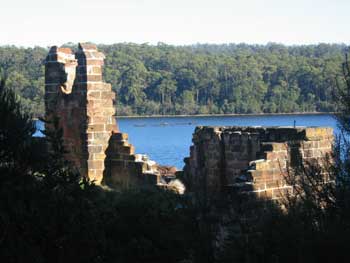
[1,43,347,116]
[0,77,38,171]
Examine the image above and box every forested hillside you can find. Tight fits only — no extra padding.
[0,43,347,116]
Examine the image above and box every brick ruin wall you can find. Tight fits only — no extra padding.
[44,43,168,187]
[44,43,333,197]
[183,126,333,199]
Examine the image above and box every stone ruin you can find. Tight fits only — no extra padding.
[44,43,177,188]
[44,43,334,199]
[183,126,333,199]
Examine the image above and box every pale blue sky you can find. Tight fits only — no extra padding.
[0,0,349,47]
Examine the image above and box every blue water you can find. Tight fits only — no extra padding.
[35,114,338,169]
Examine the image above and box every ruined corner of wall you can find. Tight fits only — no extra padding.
[183,126,334,201]
[44,43,179,189]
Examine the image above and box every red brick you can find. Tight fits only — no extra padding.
[86,59,104,66]
[87,91,101,99]
[88,145,103,153]
[106,124,118,132]
[87,124,105,132]
[101,91,115,100]
[91,66,102,74]
[57,47,73,54]
[87,160,104,170]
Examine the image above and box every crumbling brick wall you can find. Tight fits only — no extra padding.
[45,46,86,175]
[183,126,333,199]
[44,43,170,187]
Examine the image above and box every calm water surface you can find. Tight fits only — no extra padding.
[35,114,338,169]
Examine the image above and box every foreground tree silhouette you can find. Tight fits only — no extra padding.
[0,79,195,263]
[0,77,39,171]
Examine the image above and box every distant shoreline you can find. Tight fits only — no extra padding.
[33,112,336,121]
[115,112,336,119]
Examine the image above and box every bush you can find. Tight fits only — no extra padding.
[0,79,196,263]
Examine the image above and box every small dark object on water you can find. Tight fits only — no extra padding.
[294,120,296,128]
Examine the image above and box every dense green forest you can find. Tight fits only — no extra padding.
[0,43,347,116]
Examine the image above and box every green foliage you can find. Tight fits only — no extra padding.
[0,81,195,263]
[0,78,39,171]
[100,43,347,115]
[0,46,45,116]
[335,53,350,133]
[0,43,346,116]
